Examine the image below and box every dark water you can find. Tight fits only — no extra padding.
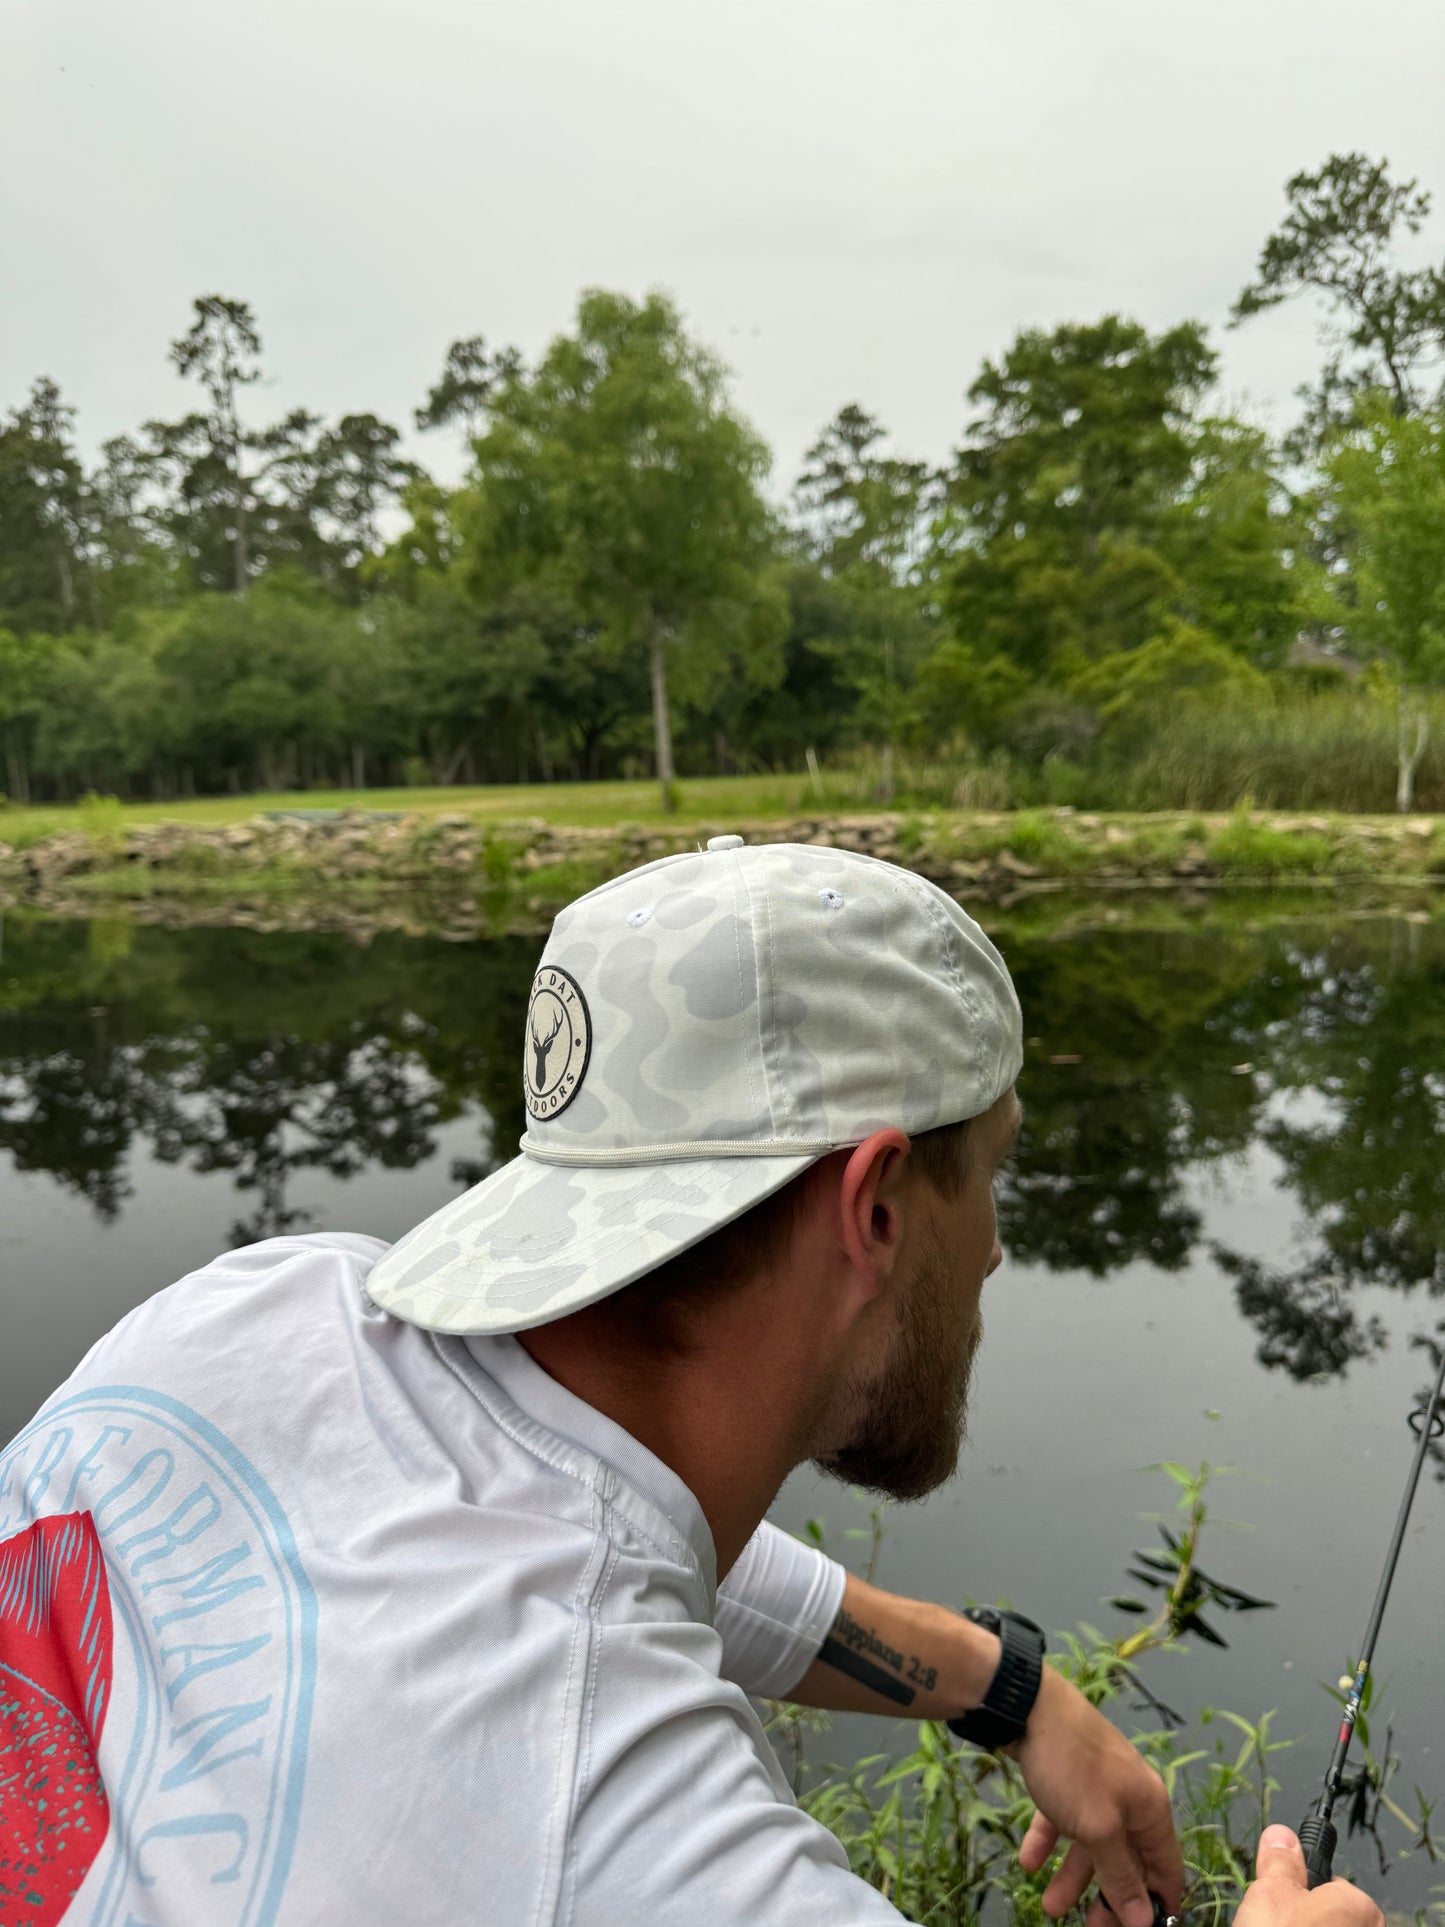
[4,905,1445,1904]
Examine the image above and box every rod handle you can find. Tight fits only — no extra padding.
[1298,1814,1337,1890]
[1101,1890,1174,1927]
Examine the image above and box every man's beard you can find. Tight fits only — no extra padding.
[814,1237,980,1503]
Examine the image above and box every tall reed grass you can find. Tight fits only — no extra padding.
[811,695,1445,817]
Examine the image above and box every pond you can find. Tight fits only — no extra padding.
[4,901,1444,1906]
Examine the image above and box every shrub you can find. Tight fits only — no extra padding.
[790,1465,1427,1925]
[1208,810,1334,878]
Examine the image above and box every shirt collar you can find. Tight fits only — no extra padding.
[461,1333,717,1597]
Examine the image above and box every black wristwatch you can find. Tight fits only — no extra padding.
[946,1607,1046,1751]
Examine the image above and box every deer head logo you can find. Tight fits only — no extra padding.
[530,1004,565,1090]
[524,966,591,1121]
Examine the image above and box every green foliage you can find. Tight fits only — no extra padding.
[75,791,126,853]
[1207,806,1334,879]
[910,643,1034,754]
[1070,623,1273,757]
[0,171,1442,810]
[457,289,788,799]
[793,1467,1426,1925]
[1322,399,1445,686]
[941,316,1215,677]
[1080,689,1445,815]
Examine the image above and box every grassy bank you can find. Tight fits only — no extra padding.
[2,792,1443,937]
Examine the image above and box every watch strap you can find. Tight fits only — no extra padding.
[947,1609,1046,1751]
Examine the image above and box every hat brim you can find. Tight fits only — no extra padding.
[365,1147,823,1335]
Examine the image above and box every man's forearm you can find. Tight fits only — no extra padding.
[787,1572,1004,1720]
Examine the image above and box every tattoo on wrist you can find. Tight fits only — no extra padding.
[816,1607,939,1705]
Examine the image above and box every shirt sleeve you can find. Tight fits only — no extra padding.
[714,1521,847,1698]
[571,1621,905,1927]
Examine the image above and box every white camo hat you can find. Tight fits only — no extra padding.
[366,837,1023,1334]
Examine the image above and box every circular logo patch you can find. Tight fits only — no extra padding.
[524,965,592,1122]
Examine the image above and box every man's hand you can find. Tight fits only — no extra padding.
[1014,1663,1182,1927]
[786,1574,1182,1924]
[1234,1827,1383,1927]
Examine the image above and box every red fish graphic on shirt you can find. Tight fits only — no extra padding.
[0,1512,114,1926]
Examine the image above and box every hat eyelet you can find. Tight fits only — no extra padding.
[818,889,844,910]
[626,907,653,928]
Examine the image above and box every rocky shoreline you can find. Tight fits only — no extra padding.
[2,805,1442,937]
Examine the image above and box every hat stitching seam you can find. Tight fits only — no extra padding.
[748,856,797,1137]
[898,868,976,1023]
[726,853,766,1144]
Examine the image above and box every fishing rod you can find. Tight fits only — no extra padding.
[1296,1338,1445,1890]
[1112,1348,1445,1927]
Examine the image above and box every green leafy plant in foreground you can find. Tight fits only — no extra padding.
[782,1465,1439,1926]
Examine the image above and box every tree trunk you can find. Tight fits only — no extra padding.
[437,735,477,786]
[351,743,366,789]
[649,626,676,811]
[54,540,75,622]
[4,734,29,807]
[233,424,250,596]
[1396,686,1429,813]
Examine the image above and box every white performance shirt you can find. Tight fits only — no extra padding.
[0,1232,908,1925]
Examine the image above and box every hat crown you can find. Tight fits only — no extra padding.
[524,842,1021,1163]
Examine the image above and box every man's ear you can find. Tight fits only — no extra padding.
[836,1128,912,1311]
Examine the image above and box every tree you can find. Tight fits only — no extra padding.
[1068,621,1272,760]
[795,405,934,581]
[1232,154,1445,443]
[942,317,1218,677]
[168,295,264,594]
[415,336,522,443]
[794,407,937,794]
[88,433,178,615]
[1321,396,1445,809]
[459,290,787,807]
[0,379,91,632]
[1160,417,1316,667]
[311,413,421,577]
[0,627,59,803]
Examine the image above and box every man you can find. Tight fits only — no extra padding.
[1,838,1381,1927]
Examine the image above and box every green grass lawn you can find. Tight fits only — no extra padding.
[3,779,1439,859]
[0,775,829,844]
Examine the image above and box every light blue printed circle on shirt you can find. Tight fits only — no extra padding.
[0,1385,317,1927]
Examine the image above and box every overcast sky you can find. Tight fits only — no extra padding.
[3,0,1443,492]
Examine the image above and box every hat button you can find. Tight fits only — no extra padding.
[706,834,745,852]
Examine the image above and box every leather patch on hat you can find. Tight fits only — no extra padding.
[524,966,592,1121]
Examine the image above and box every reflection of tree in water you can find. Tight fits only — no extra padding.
[992,918,1445,1384]
[1212,928,1445,1381]
[1211,1250,1388,1378]
[151,1035,445,1246]
[0,1005,144,1220]
[997,930,1272,1274]
[0,917,537,1243]
[3,911,1444,1374]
